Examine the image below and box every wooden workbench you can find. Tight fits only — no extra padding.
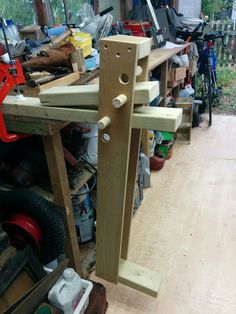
[149,43,189,106]
[0,42,186,275]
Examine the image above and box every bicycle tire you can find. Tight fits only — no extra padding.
[206,66,213,126]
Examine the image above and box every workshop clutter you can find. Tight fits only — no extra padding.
[48,268,83,313]
[72,184,95,244]
[48,268,93,314]
[0,189,65,264]
[149,131,174,171]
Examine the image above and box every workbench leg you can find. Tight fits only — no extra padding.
[121,128,142,259]
[42,132,81,274]
[160,60,168,107]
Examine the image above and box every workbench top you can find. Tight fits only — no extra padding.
[148,43,189,71]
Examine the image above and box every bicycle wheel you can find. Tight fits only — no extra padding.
[206,66,213,126]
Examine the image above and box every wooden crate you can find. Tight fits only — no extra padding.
[175,97,193,144]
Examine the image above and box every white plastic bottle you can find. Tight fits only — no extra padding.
[48,268,83,314]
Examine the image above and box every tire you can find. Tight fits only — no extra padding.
[206,67,213,127]
[0,189,65,264]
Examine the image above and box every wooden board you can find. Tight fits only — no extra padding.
[5,116,68,136]
[119,259,162,298]
[148,43,189,70]
[17,72,81,97]
[102,35,152,59]
[96,37,139,283]
[42,133,81,274]
[2,97,182,132]
[121,55,149,260]
[39,81,160,107]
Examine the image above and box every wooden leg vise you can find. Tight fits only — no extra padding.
[96,35,162,297]
[38,35,183,296]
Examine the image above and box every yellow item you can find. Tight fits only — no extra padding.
[69,31,92,58]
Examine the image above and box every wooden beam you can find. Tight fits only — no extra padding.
[95,37,140,283]
[119,259,162,297]
[121,55,149,260]
[103,35,152,60]
[2,96,182,132]
[39,82,160,107]
[42,133,81,274]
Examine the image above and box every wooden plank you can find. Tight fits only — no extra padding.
[2,97,182,132]
[42,133,81,274]
[148,43,189,71]
[96,37,139,283]
[132,106,182,132]
[5,116,68,135]
[19,72,81,97]
[122,55,149,260]
[102,35,152,59]
[119,259,162,297]
[39,81,160,107]
[160,61,168,106]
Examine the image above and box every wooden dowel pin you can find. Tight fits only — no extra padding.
[112,94,127,109]
[97,116,111,130]
[136,66,143,76]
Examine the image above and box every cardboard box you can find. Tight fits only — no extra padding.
[169,67,186,82]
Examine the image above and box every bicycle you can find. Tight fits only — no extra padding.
[197,31,225,126]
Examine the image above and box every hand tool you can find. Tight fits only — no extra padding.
[0,17,30,142]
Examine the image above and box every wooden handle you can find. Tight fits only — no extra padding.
[112,94,127,109]
[97,116,111,130]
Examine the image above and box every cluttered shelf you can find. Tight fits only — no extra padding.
[31,167,97,202]
[148,43,190,71]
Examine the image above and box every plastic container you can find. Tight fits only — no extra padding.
[48,268,83,314]
[72,184,95,243]
[85,55,96,70]
[0,20,20,44]
[69,31,92,57]
[123,20,151,37]
[74,279,93,314]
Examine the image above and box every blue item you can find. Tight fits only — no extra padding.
[48,25,68,37]
[85,56,96,70]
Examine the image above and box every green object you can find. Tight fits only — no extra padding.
[36,305,52,314]
[157,132,174,159]
[161,132,174,141]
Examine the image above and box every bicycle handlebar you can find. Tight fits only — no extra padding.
[204,31,226,46]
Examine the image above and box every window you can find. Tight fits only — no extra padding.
[0,0,35,26]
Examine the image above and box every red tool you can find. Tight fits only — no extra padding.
[0,59,30,142]
[0,16,30,142]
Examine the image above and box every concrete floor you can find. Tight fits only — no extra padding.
[91,114,236,314]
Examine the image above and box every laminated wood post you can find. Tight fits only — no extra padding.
[121,55,150,259]
[96,36,152,283]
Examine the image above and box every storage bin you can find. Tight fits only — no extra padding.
[69,31,92,57]
[74,279,93,314]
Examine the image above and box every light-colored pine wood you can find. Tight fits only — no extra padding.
[119,259,162,298]
[95,36,139,283]
[132,106,182,132]
[39,81,160,107]
[5,116,68,135]
[18,72,81,97]
[121,55,149,260]
[148,43,190,70]
[42,133,81,274]
[2,96,182,132]
[102,35,152,59]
